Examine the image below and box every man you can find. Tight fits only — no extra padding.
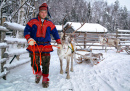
[24,3,61,88]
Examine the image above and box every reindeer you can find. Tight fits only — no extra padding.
[99,36,120,52]
[57,33,76,79]
[57,16,85,79]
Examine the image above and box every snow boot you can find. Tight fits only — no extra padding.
[42,74,49,88]
[35,70,42,83]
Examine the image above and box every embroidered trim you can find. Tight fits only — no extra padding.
[27,16,56,38]
[27,45,53,52]
[56,39,61,44]
[30,53,50,56]
[25,34,31,40]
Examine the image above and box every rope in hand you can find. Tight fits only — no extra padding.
[29,41,60,75]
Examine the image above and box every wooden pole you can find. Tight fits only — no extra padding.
[1,48,6,80]
[84,32,87,49]
[1,17,7,79]
[116,29,118,39]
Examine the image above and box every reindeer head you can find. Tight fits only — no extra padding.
[60,15,86,45]
[99,36,107,44]
[60,32,72,45]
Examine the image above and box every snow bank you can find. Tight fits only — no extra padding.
[0,48,130,91]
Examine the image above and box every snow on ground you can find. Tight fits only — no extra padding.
[0,47,130,91]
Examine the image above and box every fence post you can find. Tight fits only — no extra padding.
[84,32,87,49]
[116,29,118,39]
[0,31,6,80]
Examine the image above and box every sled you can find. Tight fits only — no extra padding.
[124,46,130,55]
[76,52,105,66]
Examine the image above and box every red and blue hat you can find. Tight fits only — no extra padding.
[39,3,51,18]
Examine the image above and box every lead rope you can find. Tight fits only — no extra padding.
[30,45,39,75]
[30,42,60,75]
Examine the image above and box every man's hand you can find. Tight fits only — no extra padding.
[28,38,36,46]
[57,44,62,49]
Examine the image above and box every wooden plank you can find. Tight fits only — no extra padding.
[117,30,130,32]
[86,41,99,43]
[76,41,99,43]
[4,58,30,70]
[76,48,92,52]
[0,44,9,49]
[120,41,130,43]
[76,44,105,46]
[0,71,9,79]
[0,58,8,63]
[4,22,25,32]
[118,44,130,46]
[86,37,99,39]
[118,34,130,36]
[0,26,9,32]
[4,49,28,58]
[118,37,130,39]
[91,49,114,50]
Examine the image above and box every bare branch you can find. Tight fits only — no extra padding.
[10,0,28,22]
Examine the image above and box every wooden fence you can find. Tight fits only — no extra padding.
[0,23,30,80]
[52,30,130,50]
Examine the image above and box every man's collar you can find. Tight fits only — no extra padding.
[38,15,48,22]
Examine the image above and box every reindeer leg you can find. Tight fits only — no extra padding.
[60,59,63,74]
[70,54,74,72]
[105,45,107,52]
[66,57,70,79]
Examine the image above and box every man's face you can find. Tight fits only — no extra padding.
[39,10,47,19]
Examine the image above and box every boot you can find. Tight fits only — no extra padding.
[35,70,42,83]
[42,74,49,88]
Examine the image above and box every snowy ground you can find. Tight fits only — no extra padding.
[0,47,130,91]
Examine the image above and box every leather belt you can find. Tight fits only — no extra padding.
[36,41,50,44]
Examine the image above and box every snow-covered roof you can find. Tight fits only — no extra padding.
[64,22,108,32]
[0,26,9,32]
[55,25,62,31]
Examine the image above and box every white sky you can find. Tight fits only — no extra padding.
[106,0,130,11]
[87,0,130,11]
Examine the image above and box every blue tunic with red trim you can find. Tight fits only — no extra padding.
[24,15,61,53]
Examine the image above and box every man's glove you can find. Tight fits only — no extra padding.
[28,38,36,46]
[57,44,62,49]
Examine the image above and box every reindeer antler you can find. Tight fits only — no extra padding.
[69,18,86,37]
[62,15,73,40]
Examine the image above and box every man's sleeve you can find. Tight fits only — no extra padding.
[50,22,61,44]
[24,22,32,41]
